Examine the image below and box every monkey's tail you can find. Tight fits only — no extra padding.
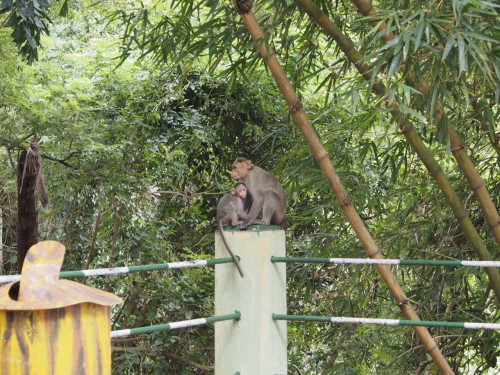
[218,219,244,278]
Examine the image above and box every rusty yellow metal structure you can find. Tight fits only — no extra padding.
[0,241,122,374]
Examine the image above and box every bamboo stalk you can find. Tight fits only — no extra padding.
[350,0,395,42]
[294,0,500,305]
[232,1,454,373]
[351,0,500,244]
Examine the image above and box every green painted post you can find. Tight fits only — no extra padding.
[215,226,287,375]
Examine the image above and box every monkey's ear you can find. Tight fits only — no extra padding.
[230,188,236,194]
[244,159,252,169]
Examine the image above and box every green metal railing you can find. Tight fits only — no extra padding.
[271,256,500,268]
[0,257,235,284]
[272,314,500,330]
[111,312,241,338]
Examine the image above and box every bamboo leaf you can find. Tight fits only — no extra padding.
[352,90,359,115]
[59,0,68,17]
[457,34,466,74]
[398,83,421,105]
[387,50,402,80]
[463,30,499,43]
[315,72,333,95]
[377,36,400,52]
[398,103,428,124]
[442,36,455,62]
[480,1,500,8]
[483,105,496,139]
[461,81,470,108]
[413,14,425,53]
[430,82,440,123]
[463,36,488,61]
[402,30,410,61]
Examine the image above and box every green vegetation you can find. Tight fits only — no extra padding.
[1,0,499,373]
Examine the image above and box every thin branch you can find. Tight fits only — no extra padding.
[41,153,78,169]
[41,153,106,178]
[164,352,214,372]
[112,346,147,352]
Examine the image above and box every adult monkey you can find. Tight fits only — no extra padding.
[216,182,252,277]
[231,158,286,229]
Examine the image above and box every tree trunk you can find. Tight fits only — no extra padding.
[232,1,454,373]
[17,142,47,272]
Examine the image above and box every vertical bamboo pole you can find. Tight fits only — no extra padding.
[293,0,500,305]
[232,1,454,373]
[351,0,500,246]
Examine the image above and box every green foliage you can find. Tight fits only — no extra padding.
[1,0,499,374]
[0,0,52,63]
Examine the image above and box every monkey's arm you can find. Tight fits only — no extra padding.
[240,197,263,229]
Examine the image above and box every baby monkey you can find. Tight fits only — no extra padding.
[216,182,253,277]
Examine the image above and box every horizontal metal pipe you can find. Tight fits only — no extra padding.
[0,257,235,284]
[271,257,500,268]
[272,314,500,330]
[111,312,241,338]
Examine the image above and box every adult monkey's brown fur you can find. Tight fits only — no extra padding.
[216,183,251,277]
[231,158,286,229]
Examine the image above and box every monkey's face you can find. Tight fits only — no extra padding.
[231,160,251,180]
[233,184,247,199]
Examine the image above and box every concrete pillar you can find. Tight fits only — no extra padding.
[215,227,287,375]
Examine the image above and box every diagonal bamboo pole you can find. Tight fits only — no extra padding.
[351,0,500,247]
[294,0,500,305]
[232,1,454,373]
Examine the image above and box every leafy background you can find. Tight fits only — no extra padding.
[1,0,499,373]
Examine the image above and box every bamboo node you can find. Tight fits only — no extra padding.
[427,168,442,178]
[307,13,322,23]
[233,0,253,14]
[289,101,303,113]
[316,152,329,163]
[367,249,381,258]
[397,298,409,307]
[471,182,485,192]
[341,195,352,207]
[450,143,466,153]
[400,125,413,134]
[259,48,276,60]
[426,344,438,354]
